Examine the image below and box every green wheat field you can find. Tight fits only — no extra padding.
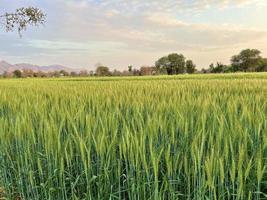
[0,73,266,200]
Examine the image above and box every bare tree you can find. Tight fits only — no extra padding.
[0,7,46,36]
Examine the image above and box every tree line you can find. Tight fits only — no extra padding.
[155,49,267,75]
[202,49,267,73]
[2,48,267,78]
[92,48,267,76]
[2,69,93,78]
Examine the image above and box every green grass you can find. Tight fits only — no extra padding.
[0,73,266,199]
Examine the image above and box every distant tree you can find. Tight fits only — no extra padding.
[33,72,38,77]
[217,63,229,73]
[52,71,61,77]
[209,63,215,73]
[112,69,122,76]
[128,65,133,72]
[70,71,78,77]
[3,71,13,78]
[46,71,53,77]
[256,58,267,72]
[96,66,111,76]
[140,66,157,76]
[0,7,46,36]
[34,71,47,77]
[186,60,196,74]
[89,70,94,76]
[13,70,22,78]
[224,65,234,73]
[215,62,224,73]
[22,69,34,77]
[133,69,141,76]
[120,70,130,76]
[231,49,262,72]
[169,53,186,74]
[156,53,187,75]
[155,56,169,74]
[59,70,69,76]
[79,70,88,77]
[201,68,209,74]
[209,62,229,73]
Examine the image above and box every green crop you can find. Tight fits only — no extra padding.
[0,73,266,199]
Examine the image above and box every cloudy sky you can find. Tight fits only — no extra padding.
[0,0,267,70]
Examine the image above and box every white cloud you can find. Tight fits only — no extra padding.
[65,0,261,14]
[1,0,267,69]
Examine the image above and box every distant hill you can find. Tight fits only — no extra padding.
[0,61,14,74]
[0,60,83,74]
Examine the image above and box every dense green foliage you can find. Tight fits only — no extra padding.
[95,66,111,76]
[155,49,267,75]
[0,73,266,200]
[155,53,194,74]
[207,49,267,74]
[231,49,263,72]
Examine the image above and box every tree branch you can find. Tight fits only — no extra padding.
[0,7,46,36]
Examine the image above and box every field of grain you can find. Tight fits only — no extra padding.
[0,73,266,200]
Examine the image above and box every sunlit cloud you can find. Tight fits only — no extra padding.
[0,0,266,69]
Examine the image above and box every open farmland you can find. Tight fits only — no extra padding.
[0,73,266,200]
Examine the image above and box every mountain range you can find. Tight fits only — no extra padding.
[0,60,83,74]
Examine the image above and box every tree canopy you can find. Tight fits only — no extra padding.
[209,62,229,73]
[185,60,196,74]
[0,7,46,36]
[155,53,197,75]
[156,53,194,75]
[96,66,111,76]
[231,49,262,72]
[258,58,267,72]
